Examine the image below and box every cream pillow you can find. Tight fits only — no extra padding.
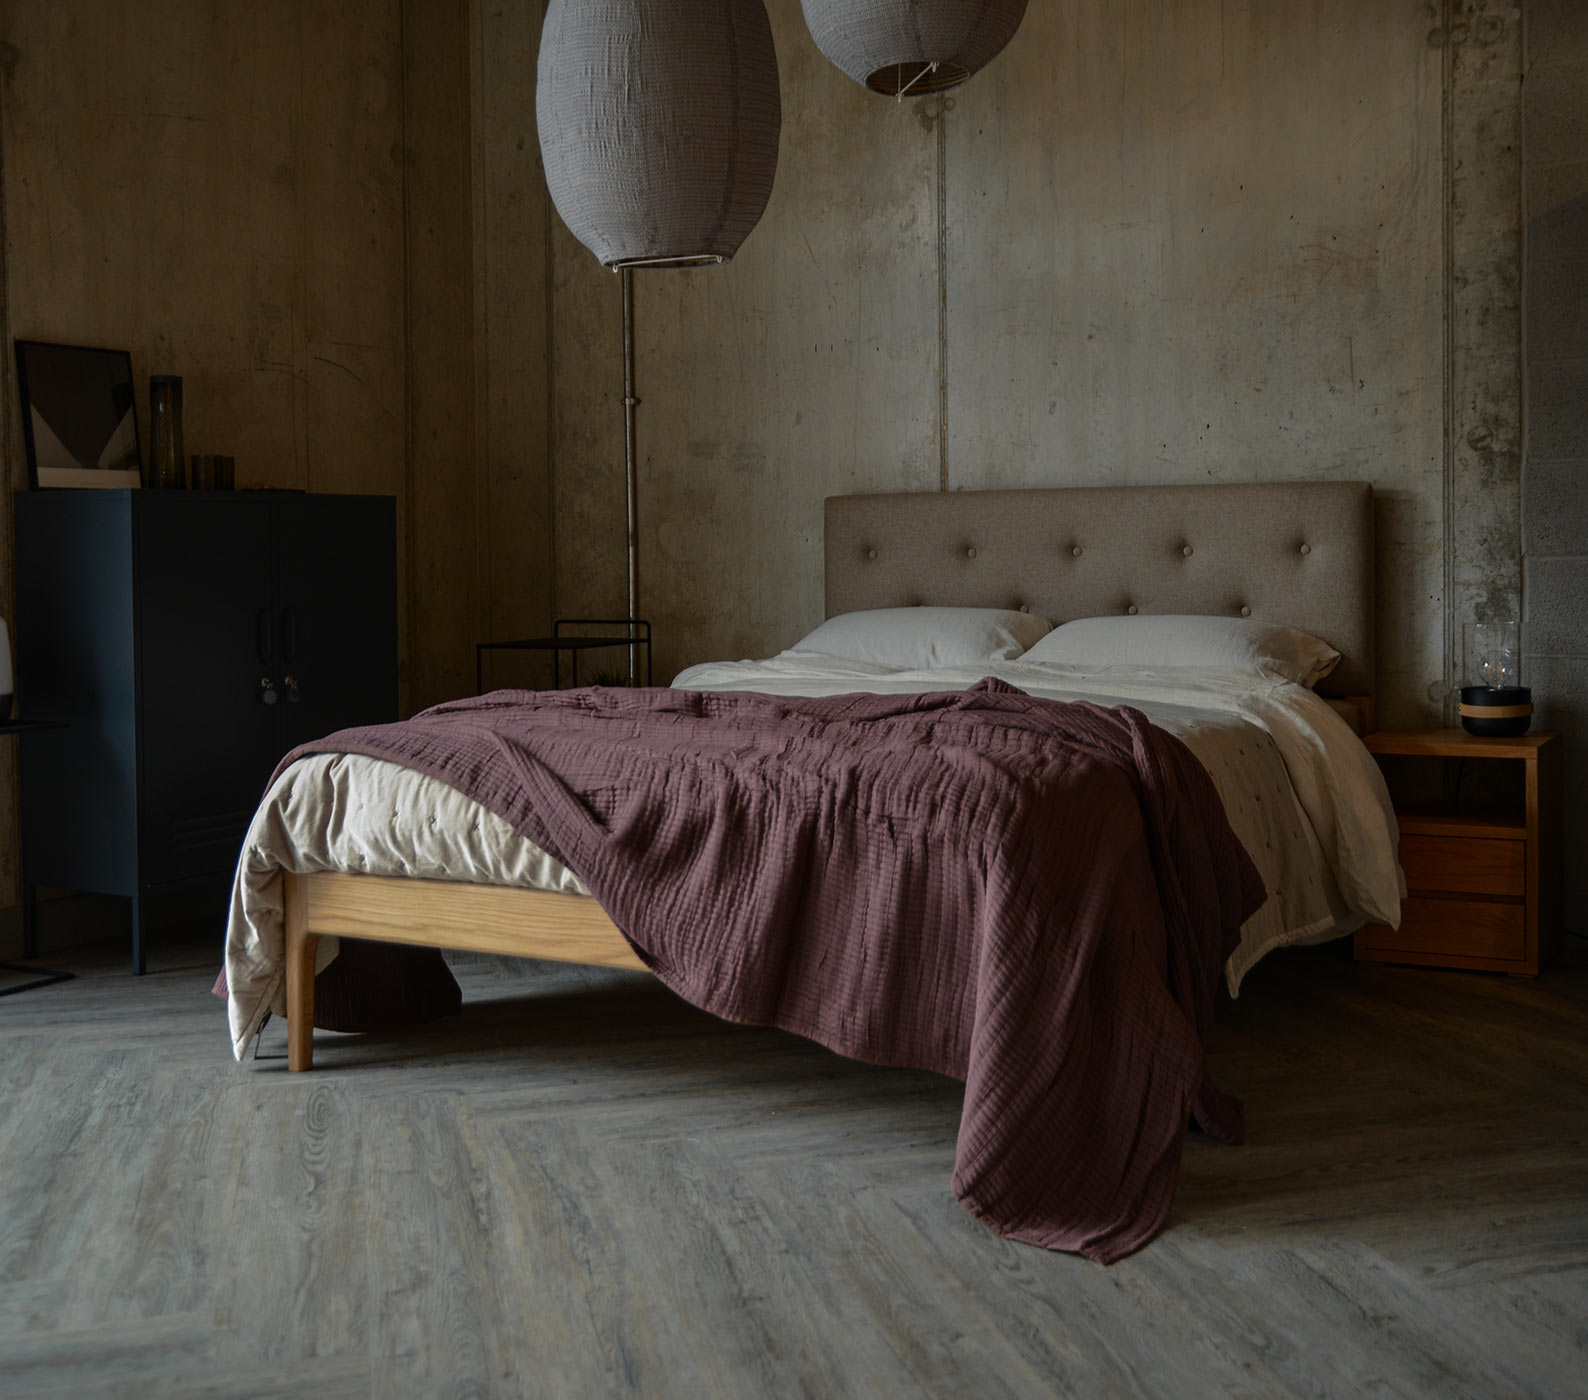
[1022,614,1341,687]
[791,606,1052,670]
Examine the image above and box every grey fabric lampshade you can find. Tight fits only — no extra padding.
[537,0,782,269]
[801,0,1028,95]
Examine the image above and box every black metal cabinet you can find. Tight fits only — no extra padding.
[14,490,397,972]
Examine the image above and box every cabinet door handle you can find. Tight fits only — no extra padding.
[284,675,301,704]
[259,677,278,706]
[256,610,274,662]
[281,608,297,662]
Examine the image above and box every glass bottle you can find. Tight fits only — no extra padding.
[148,375,185,489]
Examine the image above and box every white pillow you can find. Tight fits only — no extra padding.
[790,606,1052,670]
[1022,614,1341,688]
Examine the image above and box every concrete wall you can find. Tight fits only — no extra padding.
[404,0,478,709]
[0,2,413,502]
[472,0,557,692]
[1,1,1565,930]
[1524,0,1588,928]
[538,0,1524,743]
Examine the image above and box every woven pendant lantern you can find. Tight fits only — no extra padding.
[537,0,782,268]
[801,0,1027,96]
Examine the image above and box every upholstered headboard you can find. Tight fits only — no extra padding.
[824,482,1374,696]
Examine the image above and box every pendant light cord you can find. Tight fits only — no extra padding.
[621,266,640,684]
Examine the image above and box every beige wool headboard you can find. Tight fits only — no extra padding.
[824,482,1375,696]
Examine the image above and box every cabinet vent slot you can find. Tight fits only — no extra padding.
[170,809,253,858]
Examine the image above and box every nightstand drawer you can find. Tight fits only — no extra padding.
[1398,834,1524,898]
[1359,729,1560,975]
[1363,896,1525,963]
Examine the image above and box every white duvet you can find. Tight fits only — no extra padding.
[225,652,1403,1059]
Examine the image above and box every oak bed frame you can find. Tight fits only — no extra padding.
[284,481,1377,1070]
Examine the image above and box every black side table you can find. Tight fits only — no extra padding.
[476,619,653,694]
[2,718,73,996]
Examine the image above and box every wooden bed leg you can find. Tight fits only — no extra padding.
[283,872,319,1072]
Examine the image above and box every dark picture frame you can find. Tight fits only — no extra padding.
[14,339,142,489]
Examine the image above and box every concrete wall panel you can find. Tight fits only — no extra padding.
[1523,460,1588,560]
[1529,359,1588,462]
[947,0,1448,726]
[3,5,320,488]
[536,0,1464,713]
[1524,0,1588,928]
[1525,655,1588,931]
[633,8,940,676]
[300,5,405,502]
[1523,556,1588,660]
[550,2,941,677]
[952,3,1440,486]
[1,1,408,505]
[549,220,627,636]
[1528,256,1588,365]
[401,0,478,711]
[1446,2,1525,678]
[473,0,555,680]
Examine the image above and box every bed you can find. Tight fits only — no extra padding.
[221,480,1402,1263]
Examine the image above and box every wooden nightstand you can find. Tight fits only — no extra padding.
[1356,729,1562,975]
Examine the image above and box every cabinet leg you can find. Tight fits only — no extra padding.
[131,894,146,976]
[22,882,38,961]
[1,880,74,997]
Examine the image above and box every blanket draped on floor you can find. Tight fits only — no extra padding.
[278,678,1264,1263]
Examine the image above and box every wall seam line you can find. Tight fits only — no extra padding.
[541,2,560,629]
[1518,0,1530,636]
[471,1,490,661]
[1440,0,1457,723]
[937,97,949,493]
[399,0,419,715]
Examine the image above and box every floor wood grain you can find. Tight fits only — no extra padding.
[1,925,1584,1398]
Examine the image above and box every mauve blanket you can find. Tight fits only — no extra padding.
[278,678,1264,1263]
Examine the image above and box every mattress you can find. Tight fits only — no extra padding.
[675,652,1402,973]
[224,654,1402,1059]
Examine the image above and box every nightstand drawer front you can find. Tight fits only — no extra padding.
[1398,834,1524,898]
[1364,897,1525,962]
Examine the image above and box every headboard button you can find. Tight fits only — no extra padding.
[1071,546,1083,558]
[1182,545,1194,558]
[1240,605,1252,617]
[1018,604,1030,614]
[966,547,977,560]
[866,549,877,560]
[1127,604,1139,616]
[1299,543,1312,556]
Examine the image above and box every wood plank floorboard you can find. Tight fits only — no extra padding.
[1,924,1584,1398]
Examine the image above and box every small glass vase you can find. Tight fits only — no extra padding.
[1460,618,1532,736]
[148,375,185,489]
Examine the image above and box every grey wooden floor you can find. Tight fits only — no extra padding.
[2,925,1585,1400]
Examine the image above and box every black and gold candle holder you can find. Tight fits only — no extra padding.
[1459,685,1533,737]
